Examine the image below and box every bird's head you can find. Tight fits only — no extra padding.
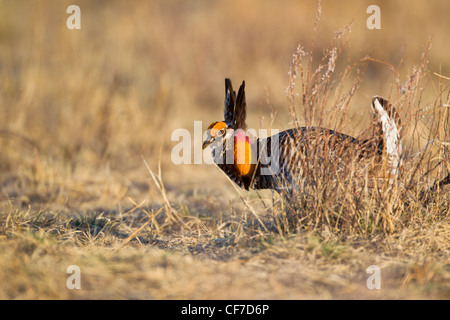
[202,121,229,150]
[202,78,247,151]
[202,79,254,177]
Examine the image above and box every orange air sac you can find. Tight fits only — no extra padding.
[234,131,255,177]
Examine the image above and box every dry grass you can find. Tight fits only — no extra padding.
[0,0,449,299]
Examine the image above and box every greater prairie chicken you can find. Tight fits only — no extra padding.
[202,78,403,193]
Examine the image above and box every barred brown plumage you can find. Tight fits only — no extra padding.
[202,78,403,194]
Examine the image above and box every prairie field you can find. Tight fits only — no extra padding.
[0,0,449,300]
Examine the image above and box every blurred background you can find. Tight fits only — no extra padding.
[0,0,449,210]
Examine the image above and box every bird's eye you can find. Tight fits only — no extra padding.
[216,128,226,137]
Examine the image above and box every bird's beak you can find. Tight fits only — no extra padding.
[202,137,213,150]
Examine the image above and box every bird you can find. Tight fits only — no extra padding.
[202,78,403,194]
